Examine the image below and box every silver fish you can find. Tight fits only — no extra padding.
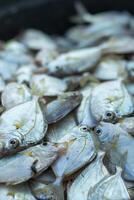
[68,151,109,200]
[90,80,134,122]
[52,125,96,179]
[1,82,32,110]
[0,97,47,156]
[94,122,134,181]
[0,142,64,184]
[88,167,130,200]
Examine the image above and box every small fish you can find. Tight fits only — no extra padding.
[0,183,36,200]
[90,80,134,122]
[30,74,67,97]
[94,122,134,181]
[0,97,47,156]
[0,142,64,184]
[19,29,57,51]
[45,47,102,76]
[1,82,32,110]
[45,92,82,124]
[68,151,109,200]
[52,125,96,179]
[88,167,130,200]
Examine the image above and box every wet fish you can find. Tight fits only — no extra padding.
[90,80,134,122]
[88,167,130,200]
[94,122,134,181]
[52,125,96,179]
[1,83,32,110]
[30,74,67,97]
[0,97,47,156]
[0,142,64,184]
[45,92,82,124]
[68,151,109,200]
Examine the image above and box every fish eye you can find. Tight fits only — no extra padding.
[80,125,89,132]
[9,138,20,148]
[105,111,115,121]
[94,127,102,136]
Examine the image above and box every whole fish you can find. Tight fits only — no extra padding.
[0,97,47,156]
[88,167,130,200]
[0,142,64,184]
[90,80,134,122]
[94,122,134,181]
[52,125,96,180]
[1,82,32,110]
[68,151,109,200]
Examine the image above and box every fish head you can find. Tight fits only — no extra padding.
[94,122,119,148]
[0,129,22,156]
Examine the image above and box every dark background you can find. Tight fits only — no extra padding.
[0,0,134,40]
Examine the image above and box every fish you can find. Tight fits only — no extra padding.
[52,125,96,179]
[1,82,32,110]
[94,122,134,181]
[44,92,82,124]
[19,29,57,51]
[45,47,102,76]
[68,151,109,200]
[88,167,130,200]
[0,142,64,184]
[90,80,134,122]
[30,74,67,97]
[0,183,36,200]
[0,97,47,156]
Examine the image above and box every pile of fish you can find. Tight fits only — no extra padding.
[0,2,134,199]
